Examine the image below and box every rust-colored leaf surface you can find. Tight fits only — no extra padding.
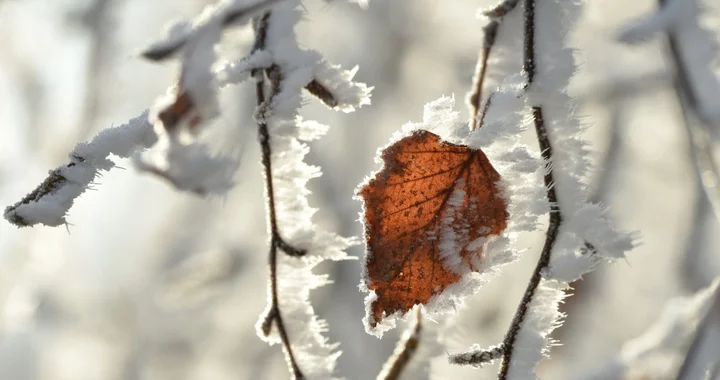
[359,130,508,327]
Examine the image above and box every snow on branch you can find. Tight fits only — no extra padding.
[4,113,155,227]
[247,3,371,379]
[4,0,371,229]
[135,0,292,197]
[499,0,635,377]
[448,0,635,377]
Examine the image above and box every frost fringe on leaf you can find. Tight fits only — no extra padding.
[357,93,544,338]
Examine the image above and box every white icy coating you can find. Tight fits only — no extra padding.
[578,278,720,380]
[3,46,276,228]
[248,2,371,379]
[438,178,470,275]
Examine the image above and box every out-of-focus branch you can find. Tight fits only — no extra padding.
[674,288,720,380]
[468,0,520,130]
[377,308,422,380]
[654,3,720,376]
[75,0,117,141]
[656,0,720,227]
[497,1,564,377]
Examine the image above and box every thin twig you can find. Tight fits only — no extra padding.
[448,344,505,367]
[378,308,423,380]
[252,12,306,380]
[469,0,520,130]
[498,107,562,379]
[498,1,564,377]
[521,0,536,87]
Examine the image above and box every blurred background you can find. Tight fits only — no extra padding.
[0,0,719,379]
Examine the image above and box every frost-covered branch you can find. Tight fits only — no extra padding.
[4,112,156,227]
[450,0,635,376]
[4,0,370,229]
[247,3,371,379]
[139,0,284,62]
[252,12,305,379]
[3,0,282,227]
[449,344,504,368]
[498,106,560,379]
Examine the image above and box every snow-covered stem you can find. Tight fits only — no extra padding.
[377,309,423,380]
[252,12,306,379]
[498,106,561,379]
[469,0,520,130]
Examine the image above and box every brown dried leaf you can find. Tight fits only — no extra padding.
[359,130,508,327]
[157,91,202,131]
